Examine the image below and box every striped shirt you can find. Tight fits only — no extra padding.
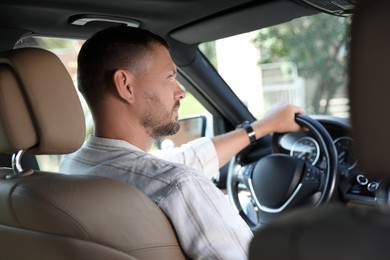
[59,135,253,260]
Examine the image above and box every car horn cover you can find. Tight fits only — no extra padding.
[251,154,304,209]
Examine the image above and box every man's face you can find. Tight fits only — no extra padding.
[134,43,186,139]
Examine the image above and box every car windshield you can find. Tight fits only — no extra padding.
[199,12,351,119]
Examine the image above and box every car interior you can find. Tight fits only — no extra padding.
[0,0,388,259]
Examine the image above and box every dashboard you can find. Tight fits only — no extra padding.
[272,116,385,206]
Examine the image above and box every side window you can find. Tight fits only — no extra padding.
[14,36,213,169]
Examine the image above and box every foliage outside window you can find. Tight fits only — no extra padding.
[199,13,351,118]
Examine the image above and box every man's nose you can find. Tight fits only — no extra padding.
[175,82,186,100]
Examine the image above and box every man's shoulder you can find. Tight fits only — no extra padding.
[63,143,206,181]
[137,152,207,182]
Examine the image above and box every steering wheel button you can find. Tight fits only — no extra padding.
[356,174,368,185]
[367,182,379,192]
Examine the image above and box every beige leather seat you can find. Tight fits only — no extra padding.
[0,48,186,260]
[249,0,390,259]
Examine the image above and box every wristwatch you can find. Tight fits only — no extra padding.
[236,121,257,145]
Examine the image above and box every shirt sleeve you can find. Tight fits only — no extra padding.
[152,137,219,179]
[159,175,253,260]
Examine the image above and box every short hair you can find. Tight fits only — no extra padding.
[77,26,169,105]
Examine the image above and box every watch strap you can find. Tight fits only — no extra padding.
[237,121,257,144]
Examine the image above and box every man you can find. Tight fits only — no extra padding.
[60,26,304,259]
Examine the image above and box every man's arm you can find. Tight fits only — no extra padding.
[152,137,219,177]
[212,102,305,167]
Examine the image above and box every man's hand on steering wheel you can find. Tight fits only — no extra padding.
[251,103,306,138]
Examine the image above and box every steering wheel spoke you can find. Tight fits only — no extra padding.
[236,163,255,187]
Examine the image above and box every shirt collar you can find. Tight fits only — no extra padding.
[86,135,145,153]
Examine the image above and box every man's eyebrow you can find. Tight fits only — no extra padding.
[165,63,177,73]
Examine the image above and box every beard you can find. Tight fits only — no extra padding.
[141,92,180,140]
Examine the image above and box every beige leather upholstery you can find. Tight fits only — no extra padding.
[249,1,390,259]
[0,48,186,259]
[0,48,85,154]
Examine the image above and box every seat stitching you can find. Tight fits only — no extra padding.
[12,188,92,240]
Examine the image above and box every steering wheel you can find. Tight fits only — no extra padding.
[227,114,338,230]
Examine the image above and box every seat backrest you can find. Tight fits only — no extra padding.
[249,1,390,259]
[0,48,186,260]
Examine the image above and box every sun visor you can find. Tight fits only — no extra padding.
[170,0,318,44]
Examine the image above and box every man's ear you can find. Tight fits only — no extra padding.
[113,69,135,103]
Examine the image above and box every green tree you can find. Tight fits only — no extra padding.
[252,13,351,114]
[199,41,218,69]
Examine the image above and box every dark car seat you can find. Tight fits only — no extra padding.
[0,48,186,260]
[248,0,390,259]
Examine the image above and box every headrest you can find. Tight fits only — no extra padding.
[349,0,390,179]
[0,48,85,155]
